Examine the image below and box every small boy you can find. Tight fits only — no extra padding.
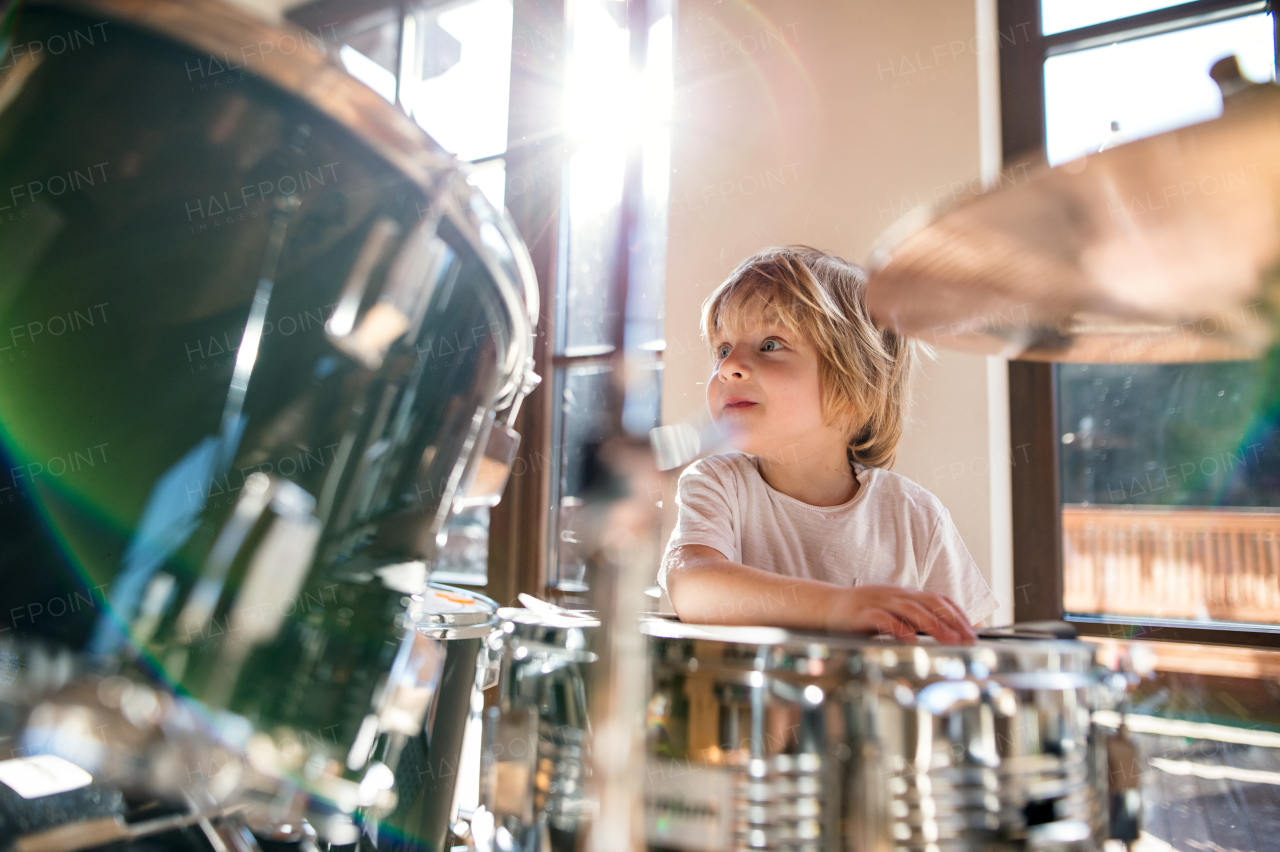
[659,246,998,644]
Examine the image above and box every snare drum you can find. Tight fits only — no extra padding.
[480,606,600,851]
[643,622,1116,852]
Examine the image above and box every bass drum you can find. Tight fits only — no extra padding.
[643,621,1119,852]
[0,0,538,838]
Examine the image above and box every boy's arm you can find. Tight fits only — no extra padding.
[664,544,977,644]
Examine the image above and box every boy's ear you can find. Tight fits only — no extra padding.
[841,403,863,438]
[823,400,858,433]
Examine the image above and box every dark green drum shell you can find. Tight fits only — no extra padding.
[0,6,518,657]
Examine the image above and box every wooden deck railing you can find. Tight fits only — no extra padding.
[1063,505,1280,624]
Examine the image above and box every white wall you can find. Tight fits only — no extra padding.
[660,0,1014,623]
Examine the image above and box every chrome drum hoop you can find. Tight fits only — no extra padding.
[644,622,865,852]
[642,621,1113,852]
[850,641,1107,852]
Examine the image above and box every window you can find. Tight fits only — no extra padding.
[547,0,673,594]
[1002,16,1280,844]
[330,1,513,210]
[1043,13,1274,164]
[291,0,672,599]
[1001,0,1280,647]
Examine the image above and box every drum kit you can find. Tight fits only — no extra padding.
[0,0,1274,849]
[475,615,1132,852]
[643,621,1127,852]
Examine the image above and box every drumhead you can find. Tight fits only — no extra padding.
[493,607,599,668]
[496,606,601,630]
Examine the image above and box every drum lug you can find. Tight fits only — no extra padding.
[454,411,522,511]
[478,633,504,691]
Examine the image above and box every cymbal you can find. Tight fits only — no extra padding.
[865,69,1280,363]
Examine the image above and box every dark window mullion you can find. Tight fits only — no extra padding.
[1072,619,1280,648]
[1274,0,1279,74]
[1004,0,1058,627]
[486,0,568,607]
[554,352,615,369]
[289,0,462,31]
[999,0,1046,161]
[1045,0,1267,55]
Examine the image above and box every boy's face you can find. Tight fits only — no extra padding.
[707,304,849,462]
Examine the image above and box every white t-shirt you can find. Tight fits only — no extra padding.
[659,452,999,624]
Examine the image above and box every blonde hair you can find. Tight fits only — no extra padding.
[700,246,925,469]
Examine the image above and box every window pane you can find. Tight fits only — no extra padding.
[622,358,662,438]
[566,0,631,149]
[562,147,625,353]
[335,8,402,103]
[1043,14,1276,165]
[625,6,674,355]
[467,159,506,211]
[1040,0,1184,36]
[400,0,513,161]
[340,45,397,102]
[1046,13,1280,630]
[558,0,631,354]
[549,365,615,590]
[1058,361,1280,626]
[1060,362,1278,507]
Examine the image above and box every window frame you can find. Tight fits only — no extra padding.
[1001,0,1280,647]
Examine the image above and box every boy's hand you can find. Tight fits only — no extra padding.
[664,547,978,644]
[824,585,977,645]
